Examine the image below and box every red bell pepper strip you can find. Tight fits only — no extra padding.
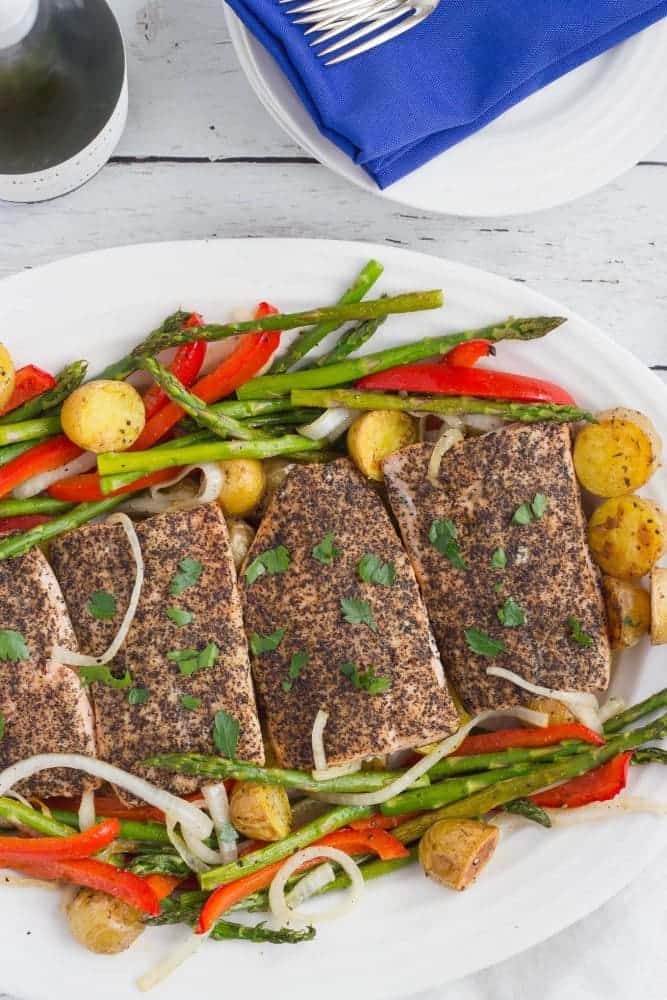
[356,364,575,405]
[142,314,206,421]
[442,340,495,367]
[145,874,182,901]
[0,819,120,864]
[196,822,407,934]
[530,752,632,809]
[0,435,83,499]
[454,724,605,756]
[47,467,179,503]
[9,857,160,915]
[133,301,281,451]
[0,514,52,535]
[0,365,56,416]
[348,813,418,832]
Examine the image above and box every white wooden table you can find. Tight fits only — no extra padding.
[1,2,666,998]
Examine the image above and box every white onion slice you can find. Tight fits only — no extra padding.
[1,871,59,890]
[78,789,96,832]
[166,816,211,873]
[310,707,548,807]
[0,755,212,840]
[120,464,223,516]
[12,452,97,500]
[137,926,209,993]
[599,697,626,724]
[269,846,364,926]
[285,862,335,908]
[299,407,359,442]
[53,513,144,668]
[312,760,361,783]
[427,427,464,487]
[486,666,603,733]
[203,783,238,863]
[311,710,329,772]
[545,796,667,827]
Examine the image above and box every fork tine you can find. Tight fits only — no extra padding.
[323,4,432,62]
[308,0,405,43]
[294,0,380,27]
[315,4,410,52]
[300,0,397,31]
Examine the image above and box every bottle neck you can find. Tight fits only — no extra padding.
[0,0,39,49]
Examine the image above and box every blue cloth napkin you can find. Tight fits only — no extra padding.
[225,0,667,188]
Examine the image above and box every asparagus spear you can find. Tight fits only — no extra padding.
[0,497,73,516]
[97,434,324,486]
[0,361,87,425]
[0,438,51,468]
[148,889,268,925]
[632,747,667,765]
[0,414,62,446]
[211,920,315,944]
[0,797,73,837]
[0,496,123,560]
[428,739,591,779]
[393,711,667,844]
[502,799,552,827]
[50,809,171,845]
[603,688,667,734]
[238,316,566,399]
[96,311,195,381]
[139,356,268,442]
[291,389,592,424]
[270,260,384,374]
[312,315,386,368]
[245,408,322,429]
[380,762,537,816]
[200,805,371,890]
[128,853,192,877]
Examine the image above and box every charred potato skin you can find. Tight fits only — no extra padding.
[348,410,418,481]
[602,575,651,649]
[650,567,667,645]
[227,518,255,572]
[419,819,500,891]
[61,380,145,454]
[574,408,661,498]
[0,344,15,410]
[588,496,665,579]
[65,889,144,954]
[217,458,266,517]
[229,780,292,842]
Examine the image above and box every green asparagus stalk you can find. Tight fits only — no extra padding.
[209,398,298,419]
[0,496,123,560]
[0,797,73,837]
[0,438,51,468]
[245,408,322,429]
[502,798,552,827]
[97,434,324,487]
[200,805,371,890]
[0,414,62,446]
[50,809,171,845]
[0,497,73,516]
[139,356,268,442]
[128,853,192,877]
[238,316,566,399]
[393,711,667,844]
[291,389,592,424]
[603,688,667,734]
[428,739,591,779]
[92,428,214,494]
[270,260,384,374]
[142,752,428,795]
[312,315,386,368]
[631,747,667,765]
[0,361,88,425]
[148,889,267,926]
[96,311,195,381]
[380,762,537,816]
[210,920,315,944]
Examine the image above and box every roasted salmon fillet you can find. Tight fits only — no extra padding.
[0,547,97,797]
[383,424,611,713]
[50,504,264,793]
[241,458,458,770]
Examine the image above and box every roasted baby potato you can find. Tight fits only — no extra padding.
[217,458,266,517]
[348,410,418,481]
[66,889,144,954]
[229,781,291,842]
[602,575,651,648]
[419,819,499,891]
[227,518,255,572]
[588,496,665,578]
[61,380,145,453]
[526,696,576,725]
[650,567,667,645]
[574,408,661,497]
[0,344,15,411]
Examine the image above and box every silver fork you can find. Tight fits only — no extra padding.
[280,0,438,65]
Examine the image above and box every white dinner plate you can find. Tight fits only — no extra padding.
[225,10,667,216]
[0,239,665,999]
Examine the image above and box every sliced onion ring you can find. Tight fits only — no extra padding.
[120,463,223,516]
[166,816,210,873]
[137,925,209,993]
[427,427,464,487]
[78,788,96,832]
[203,782,238,863]
[299,408,359,442]
[13,452,96,499]
[311,709,329,772]
[269,846,364,926]
[285,862,335,908]
[312,760,361,783]
[486,666,603,733]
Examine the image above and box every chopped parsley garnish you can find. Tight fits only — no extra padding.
[86,591,117,620]
[245,545,291,585]
[170,558,203,596]
[464,628,507,658]
[128,687,149,706]
[531,493,548,520]
[282,650,309,693]
[358,553,396,586]
[491,547,507,570]
[167,641,220,677]
[0,711,4,742]
[340,597,377,633]
[512,494,549,525]
[213,710,240,758]
[493,582,504,593]
[181,695,201,711]
[429,519,468,570]
[312,532,341,566]
[78,665,133,690]
[0,630,30,662]
[497,597,526,628]
[568,616,593,647]
[512,503,533,526]
[340,662,392,695]
[250,628,286,656]
[166,607,194,627]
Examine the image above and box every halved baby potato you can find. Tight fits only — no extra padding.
[61,380,145,453]
[601,575,650,649]
[0,343,15,411]
[419,818,499,891]
[588,496,665,579]
[348,410,418,481]
[217,458,265,517]
[573,408,661,498]
[526,695,576,725]
[650,567,667,645]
